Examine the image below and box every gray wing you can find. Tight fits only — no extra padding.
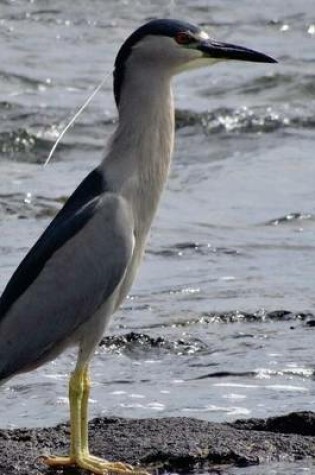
[0,193,134,380]
[0,167,106,318]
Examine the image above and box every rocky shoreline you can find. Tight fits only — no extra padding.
[1,411,315,474]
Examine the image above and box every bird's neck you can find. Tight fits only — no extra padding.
[102,70,175,235]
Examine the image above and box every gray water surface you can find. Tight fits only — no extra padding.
[0,1,315,474]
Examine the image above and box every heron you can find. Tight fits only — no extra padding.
[0,19,276,475]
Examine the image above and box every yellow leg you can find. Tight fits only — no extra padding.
[81,366,90,456]
[70,365,84,458]
[40,365,149,475]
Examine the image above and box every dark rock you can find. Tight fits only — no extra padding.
[1,412,315,474]
[99,332,207,356]
[231,411,315,436]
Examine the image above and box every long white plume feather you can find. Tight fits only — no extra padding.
[44,73,111,167]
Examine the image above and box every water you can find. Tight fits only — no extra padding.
[0,1,314,473]
[227,460,315,475]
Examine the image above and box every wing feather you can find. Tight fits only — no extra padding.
[0,192,134,379]
[0,167,106,318]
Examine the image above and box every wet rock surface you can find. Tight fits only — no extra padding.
[1,412,315,474]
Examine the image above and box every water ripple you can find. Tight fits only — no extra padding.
[0,192,60,219]
[0,128,72,163]
[265,212,314,226]
[149,241,239,258]
[141,310,314,330]
[176,105,315,134]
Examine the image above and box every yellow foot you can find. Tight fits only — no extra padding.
[40,453,149,475]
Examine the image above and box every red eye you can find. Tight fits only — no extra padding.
[175,32,193,45]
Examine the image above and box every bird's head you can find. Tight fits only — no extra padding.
[114,19,276,106]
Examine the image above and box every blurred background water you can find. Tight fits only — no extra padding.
[0,0,314,473]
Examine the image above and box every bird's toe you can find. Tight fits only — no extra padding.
[39,452,149,475]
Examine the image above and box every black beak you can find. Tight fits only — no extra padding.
[197,39,277,64]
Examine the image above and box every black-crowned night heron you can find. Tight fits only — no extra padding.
[0,19,276,475]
